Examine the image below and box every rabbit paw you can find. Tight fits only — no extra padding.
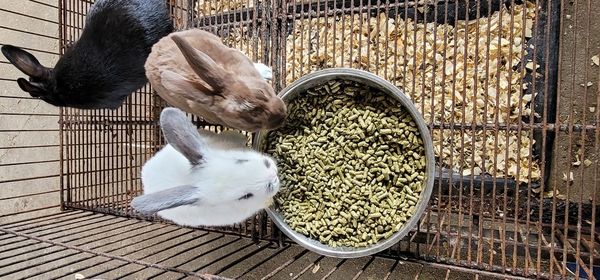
[254,63,273,80]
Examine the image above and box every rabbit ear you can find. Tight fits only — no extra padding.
[161,70,213,99]
[170,35,227,92]
[17,78,47,97]
[160,107,207,165]
[1,45,51,80]
[131,185,199,216]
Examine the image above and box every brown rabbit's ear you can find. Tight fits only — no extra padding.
[170,35,227,92]
[161,70,212,101]
[1,45,50,80]
[160,107,207,165]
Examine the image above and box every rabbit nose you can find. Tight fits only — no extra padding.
[267,181,276,193]
[265,100,287,129]
[267,177,280,193]
[266,112,286,129]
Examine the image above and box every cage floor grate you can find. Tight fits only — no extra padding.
[0,210,526,280]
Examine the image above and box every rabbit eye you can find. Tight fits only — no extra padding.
[239,193,253,200]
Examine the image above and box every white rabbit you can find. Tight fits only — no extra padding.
[131,107,281,227]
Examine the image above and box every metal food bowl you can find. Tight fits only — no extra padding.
[253,68,435,258]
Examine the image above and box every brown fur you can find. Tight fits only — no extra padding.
[145,29,287,132]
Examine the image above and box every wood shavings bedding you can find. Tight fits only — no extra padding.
[195,0,256,17]
[282,2,541,183]
[221,27,264,61]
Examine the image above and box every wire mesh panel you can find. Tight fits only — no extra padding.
[57,0,600,279]
[276,0,599,278]
[59,0,176,215]
[192,0,286,242]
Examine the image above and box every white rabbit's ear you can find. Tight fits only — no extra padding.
[131,185,199,216]
[160,107,207,165]
[161,70,213,98]
[171,34,227,92]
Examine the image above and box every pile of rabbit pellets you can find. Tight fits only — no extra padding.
[266,79,426,248]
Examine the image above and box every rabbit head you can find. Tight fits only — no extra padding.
[145,30,287,132]
[131,107,280,226]
[2,45,131,109]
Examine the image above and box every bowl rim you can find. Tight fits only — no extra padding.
[253,68,435,258]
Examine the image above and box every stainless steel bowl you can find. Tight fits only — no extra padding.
[253,68,435,258]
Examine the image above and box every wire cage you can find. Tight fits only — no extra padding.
[1,0,599,279]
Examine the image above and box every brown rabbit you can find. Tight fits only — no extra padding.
[145,29,287,132]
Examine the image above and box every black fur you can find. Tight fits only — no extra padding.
[1,0,173,109]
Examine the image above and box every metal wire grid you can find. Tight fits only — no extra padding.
[58,0,166,216]
[0,210,527,279]
[46,0,599,279]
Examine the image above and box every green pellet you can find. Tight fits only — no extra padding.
[377,192,389,200]
[384,231,394,239]
[406,194,419,203]
[369,213,382,219]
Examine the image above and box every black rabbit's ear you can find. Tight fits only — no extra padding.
[17,78,47,97]
[1,45,50,80]
[170,35,227,93]
[160,107,207,165]
[131,185,200,216]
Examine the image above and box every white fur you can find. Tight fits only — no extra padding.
[253,63,272,80]
[141,141,280,227]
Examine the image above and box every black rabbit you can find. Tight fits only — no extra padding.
[1,0,173,109]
